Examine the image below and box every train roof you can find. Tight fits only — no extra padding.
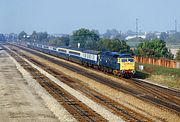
[68,47,84,52]
[83,50,100,55]
[56,46,83,51]
[57,46,69,48]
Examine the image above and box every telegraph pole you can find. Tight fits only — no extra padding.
[175,19,177,32]
[136,18,138,37]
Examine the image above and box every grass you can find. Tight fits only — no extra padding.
[135,63,180,89]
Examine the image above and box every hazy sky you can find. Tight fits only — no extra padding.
[0,0,179,34]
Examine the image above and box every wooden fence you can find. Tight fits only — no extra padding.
[134,56,180,69]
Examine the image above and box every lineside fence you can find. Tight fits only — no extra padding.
[134,56,180,69]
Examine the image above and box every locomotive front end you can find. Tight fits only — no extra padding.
[117,54,135,77]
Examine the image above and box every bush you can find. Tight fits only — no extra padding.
[135,39,174,59]
[175,49,180,60]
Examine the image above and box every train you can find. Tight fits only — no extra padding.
[27,43,135,77]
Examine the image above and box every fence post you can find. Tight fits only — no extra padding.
[176,62,180,69]
[136,56,179,69]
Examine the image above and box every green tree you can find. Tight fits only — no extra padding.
[97,38,132,53]
[48,36,70,46]
[18,31,27,40]
[48,39,58,46]
[166,32,180,44]
[30,31,38,41]
[145,33,157,40]
[135,39,174,59]
[29,31,48,43]
[160,32,169,40]
[71,28,100,48]
[103,29,119,39]
[37,32,48,42]
[175,49,180,60]
[0,34,6,43]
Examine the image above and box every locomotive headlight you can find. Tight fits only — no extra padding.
[121,70,125,74]
[131,70,135,74]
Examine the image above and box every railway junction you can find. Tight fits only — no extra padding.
[0,44,180,122]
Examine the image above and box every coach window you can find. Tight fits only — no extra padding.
[58,49,66,53]
[69,51,80,56]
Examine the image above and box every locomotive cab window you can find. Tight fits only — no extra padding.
[121,59,127,62]
[128,58,134,62]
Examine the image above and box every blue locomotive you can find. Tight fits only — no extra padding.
[27,43,135,77]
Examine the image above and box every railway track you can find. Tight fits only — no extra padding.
[117,78,180,114]
[8,44,180,115]
[4,46,153,121]
[4,46,107,122]
[133,78,180,97]
[131,78,180,104]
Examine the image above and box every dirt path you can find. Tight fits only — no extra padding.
[0,50,61,122]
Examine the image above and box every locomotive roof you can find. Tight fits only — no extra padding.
[102,51,119,56]
[119,54,133,58]
[102,51,132,58]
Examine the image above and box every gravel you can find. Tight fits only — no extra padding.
[15,47,180,122]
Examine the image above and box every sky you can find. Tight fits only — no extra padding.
[0,0,179,34]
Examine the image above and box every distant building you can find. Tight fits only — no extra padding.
[125,35,146,40]
[154,32,161,38]
[4,33,17,41]
[167,30,176,35]
[53,34,69,37]
[170,48,179,58]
